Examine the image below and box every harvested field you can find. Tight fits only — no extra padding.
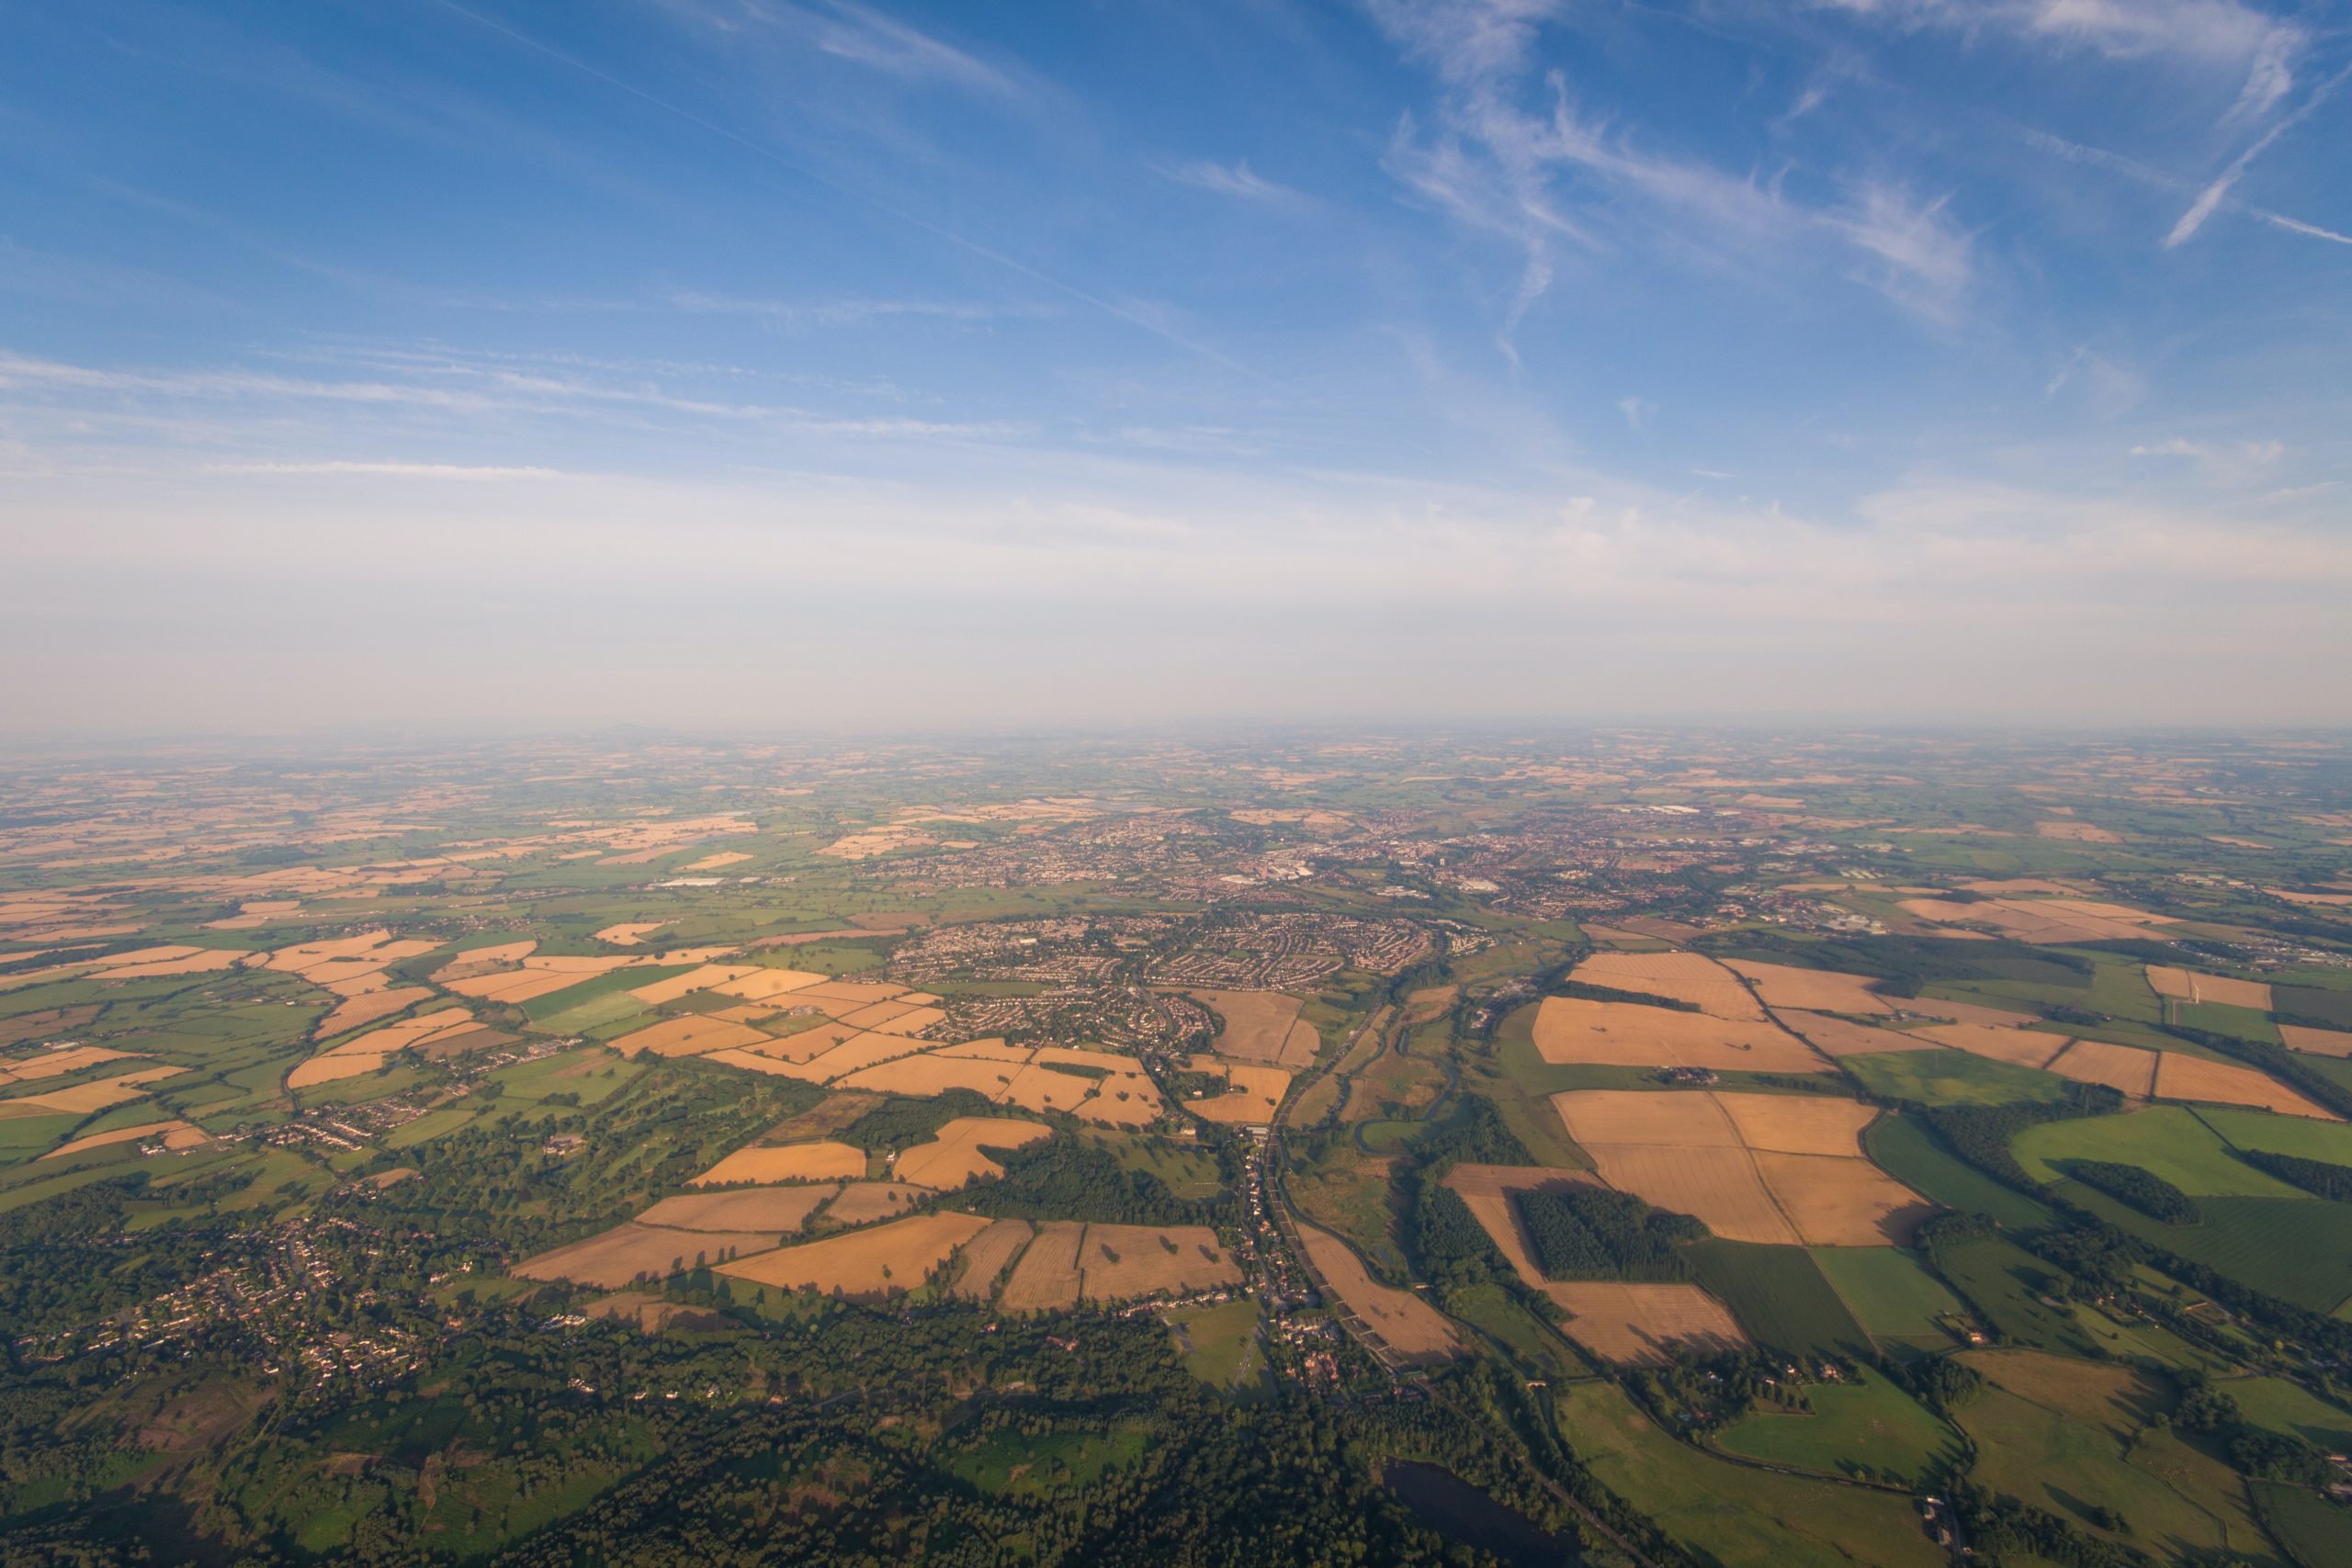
[1750,1153,1930,1247]
[1442,1163,1604,1287]
[1549,1281,1747,1366]
[1404,986,1458,1024]
[867,1005,948,1037]
[892,1116,1052,1188]
[838,998,925,1030]
[950,1219,1035,1301]
[1571,953,1764,1020]
[627,964,759,1008]
[2154,1054,2339,1120]
[1554,1090,1924,1247]
[1184,1055,1290,1124]
[1193,989,1319,1067]
[317,987,433,1038]
[718,1212,991,1302]
[608,1015,771,1059]
[999,1220,1087,1311]
[40,1120,208,1160]
[1899,897,2172,946]
[0,1043,135,1082]
[837,1054,1018,1100]
[684,851,752,871]
[1725,962,1894,1015]
[287,1055,386,1089]
[2043,1040,2157,1097]
[797,981,907,1006]
[1077,1224,1239,1303]
[820,1181,934,1228]
[701,1048,813,1077]
[14,1065,185,1114]
[2037,820,2122,842]
[637,1186,839,1234]
[516,1223,780,1289]
[793,1032,932,1082]
[594,922,665,946]
[1531,997,1826,1074]
[1589,1145,1801,1245]
[1295,1224,1459,1365]
[1912,998,2042,1029]
[1911,1023,2068,1069]
[716,968,826,1001]
[1715,1094,1880,1157]
[689,1142,868,1187]
[2282,1024,2352,1057]
[1773,1010,1933,1056]
[2146,966,2273,1011]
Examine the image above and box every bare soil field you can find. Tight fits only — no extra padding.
[1531,997,1826,1074]
[1076,1224,1239,1303]
[717,1212,991,1302]
[2154,1055,2339,1120]
[637,1186,840,1234]
[688,1142,869,1186]
[1726,961,1894,1015]
[515,1223,780,1289]
[1549,1281,1748,1366]
[949,1219,1035,1301]
[891,1116,1052,1187]
[1295,1224,1459,1366]
[1571,953,1765,1020]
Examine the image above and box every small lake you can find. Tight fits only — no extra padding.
[1383,1460,1578,1565]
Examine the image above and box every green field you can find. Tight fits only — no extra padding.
[2194,1107,2352,1165]
[1955,1349,2284,1564]
[1553,1380,1944,1568]
[1685,1240,1872,1359]
[2226,1375,2352,1454]
[1812,1246,1966,1348]
[1713,1369,1964,1487]
[2015,1107,2312,1197]
[1167,1298,1270,1398]
[2063,1186,2352,1314]
[1928,1235,2101,1358]
[947,1425,1149,1497]
[1446,1280,1583,1383]
[481,1046,643,1105]
[1843,1047,2071,1106]
[1863,1112,2052,1231]
[2254,1480,2352,1568]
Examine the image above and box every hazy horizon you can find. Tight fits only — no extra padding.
[4,0,2347,733]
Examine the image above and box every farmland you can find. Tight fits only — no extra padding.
[6,730,2352,1565]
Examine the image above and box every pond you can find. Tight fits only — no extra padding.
[1382,1460,1578,1566]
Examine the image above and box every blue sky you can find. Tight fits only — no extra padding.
[1,0,2346,732]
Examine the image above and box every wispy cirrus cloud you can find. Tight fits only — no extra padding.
[1815,0,2306,118]
[650,0,1021,98]
[1374,1,1972,347]
[1159,160,1305,204]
